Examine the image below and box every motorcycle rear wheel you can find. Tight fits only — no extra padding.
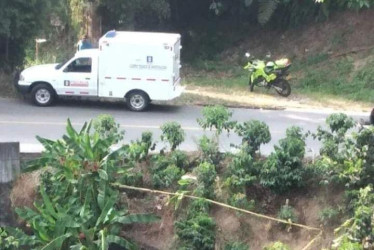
[273,79,291,97]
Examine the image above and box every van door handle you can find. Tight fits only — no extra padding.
[85,78,90,80]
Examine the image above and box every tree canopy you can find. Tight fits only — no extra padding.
[0,0,373,69]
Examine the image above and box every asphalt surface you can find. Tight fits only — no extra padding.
[0,97,369,156]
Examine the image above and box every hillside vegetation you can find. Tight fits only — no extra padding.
[2,109,374,249]
[183,9,374,109]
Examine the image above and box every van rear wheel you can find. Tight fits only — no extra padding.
[126,91,149,111]
[31,83,55,106]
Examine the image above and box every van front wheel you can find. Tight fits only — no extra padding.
[126,91,149,111]
[31,83,55,106]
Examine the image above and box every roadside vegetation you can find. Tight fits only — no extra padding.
[2,106,374,249]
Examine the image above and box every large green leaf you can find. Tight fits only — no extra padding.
[95,193,118,227]
[40,233,72,250]
[40,182,58,219]
[99,229,109,250]
[107,235,137,250]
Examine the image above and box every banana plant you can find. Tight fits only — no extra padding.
[7,119,159,249]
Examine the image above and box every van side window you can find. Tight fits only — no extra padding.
[64,57,92,73]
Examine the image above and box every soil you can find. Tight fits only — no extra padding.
[119,184,342,250]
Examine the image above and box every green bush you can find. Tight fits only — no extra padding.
[260,126,306,193]
[151,154,185,189]
[315,113,355,160]
[127,131,155,162]
[93,114,124,144]
[228,193,255,211]
[277,203,298,225]
[197,105,236,136]
[151,150,188,188]
[314,115,374,188]
[160,121,185,151]
[175,213,216,250]
[319,207,340,227]
[0,227,20,250]
[235,120,271,157]
[195,162,217,199]
[333,185,374,247]
[225,144,257,193]
[198,135,221,165]
[169,150,190,170]
[153,164,184,188]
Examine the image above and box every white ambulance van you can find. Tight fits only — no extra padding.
[17,30,183,111]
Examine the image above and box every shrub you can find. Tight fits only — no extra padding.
[93,114,124,144]
[160,121,185,151]
[195,162,217,199]
[224,241,250,250]
[0,227,20,250]
[319,207,340,227]
[198,135,221,165]
[197,105,236,136]
[333,185,374,247]
[151,151,188,188]
[169,150,189,170]
[235,120,271,156]
[153,164,184,188]
[225,144,257,193]
[314,113,355,161]
[175,213,216,250]
[314,118,374,188]
[228,193,255,211]
[277,202,298,225]
[260,126,306,193]
[188,199,211,217]
[127,131,155,162]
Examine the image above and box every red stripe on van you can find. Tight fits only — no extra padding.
[147,79,156,81]
[105,77,111,79]
[80,92,89,95]
[162,79,169,82]
[65,91,74,94]
[117,77,126,80]
[132,78,141,80]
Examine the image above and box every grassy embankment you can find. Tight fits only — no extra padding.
[181,51,374,110]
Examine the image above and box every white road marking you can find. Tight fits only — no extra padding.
[0,120,202,131]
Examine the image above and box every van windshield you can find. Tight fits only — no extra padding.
[55,59,69,70]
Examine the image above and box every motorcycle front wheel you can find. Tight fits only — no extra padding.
[273,79,291,97]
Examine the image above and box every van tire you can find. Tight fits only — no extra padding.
[126,91,149,111]
[31,83,55,106]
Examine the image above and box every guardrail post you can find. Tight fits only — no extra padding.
[0,142,20,226]
[0,142,20,183]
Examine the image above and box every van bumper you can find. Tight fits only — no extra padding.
[16,81,30,94]
[169,85,184,100]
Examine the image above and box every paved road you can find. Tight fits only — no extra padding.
[0,97,368,156]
